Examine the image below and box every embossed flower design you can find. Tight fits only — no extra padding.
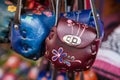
[52,47,67,63]
[7,5,16,12]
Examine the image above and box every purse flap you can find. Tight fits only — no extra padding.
[57,17,97,48]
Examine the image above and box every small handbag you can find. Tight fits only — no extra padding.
[45,17,100,71]
[10,0,55,60]
[45,0,104,71]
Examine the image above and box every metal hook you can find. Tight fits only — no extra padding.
[67,71,75,80]
[64,0,67,12]
[90,0,101,38]
[55,0,61,26]
[14,0,22,25]
[49,0,56,14]
[51,67,57,80]
[80,71,84,80]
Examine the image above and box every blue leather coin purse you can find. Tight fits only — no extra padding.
[10,0,55,60]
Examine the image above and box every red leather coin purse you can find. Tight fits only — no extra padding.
[45,17,100,72]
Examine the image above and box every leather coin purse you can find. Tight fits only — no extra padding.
[45,17,101,71]
[10,0,55,60]
[45,0,104,71]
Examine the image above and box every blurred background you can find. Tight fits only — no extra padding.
[0,0,120,80]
